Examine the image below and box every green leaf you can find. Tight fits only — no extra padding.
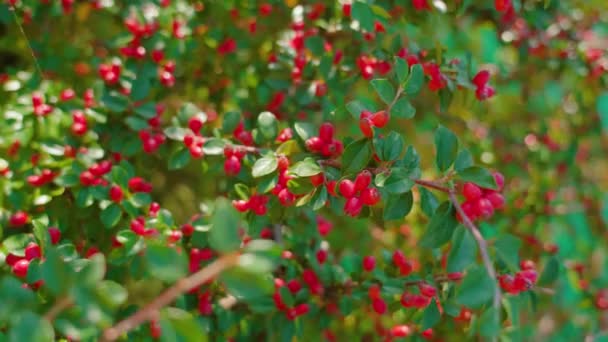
[96,280,128,308]
[8,312,54,342]
[293,122,316,141]
[383,168,415,194]
[310,186,328,210]
[395,58,409,85]
[373,131,404,162]
[145,243,188,283]
[222,111,241,133]
[168,148,191,170]
[341,139,373,175]
[276,140,301,156]
[391,97,416,119]
[220,267,273,301]
[252,156,278,178]
[209,198,241,252]
[419,202,458,248]
[0,278,36,321]
[597,91,608,134]
[454,149,474,171]
[131,75,151,101]
[101,203,122,228]
[371,79,396,104]
[125,116,149,131]
[419,188,439,217]
[287,178,315,195]
[493,234,521,271]
[447,226,477,273]
[134,102,157,118]
[345,100,371,120]
[179,102,206,123]
[478,307,500,338]
[434,125,458,172]
[457,166,497,189]
[422,300,441,329]
[538,257,559,286]
[77,253,106,286]
[305,35,325,55]
[352,1,374,31]
[383,192,413,220]
[164,126,189,141]
[32,219,51,253]
[161,308,208,342]
[202,138,226,155]
[455,266,496,308]
[257,111,278,140]
[41,247,72,295]
[289,158,322,177]
[101,90,129,113]
[404,64,424,95]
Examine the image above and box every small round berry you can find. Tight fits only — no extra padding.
[310,173,325,187]
[362,256,376,271]
[462,182,482,201]
[371,110,389,128]
[224,156,242,176]
[24,242,41,261]
[418,283,437,298]
[181,223,194,236]
[485,192,505,209]
[48,227,61,244]
[493,171,505,191]
[316,249,328,264]
[359,117,374,138]
[354,170,372,191]
[109,185,124,203]
[475,197,495,219]
[12,259,30,278]
[318,122,335,142]
[360,187,381,206]
[344,197,363,217]
[338,179,356,198]
[372,298,387,315]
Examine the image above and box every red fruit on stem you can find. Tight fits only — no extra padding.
[363,256,376,271]
[339,179,356,198]
[354,170,372,191]
[462,182,482,201]
[371,110,389,128]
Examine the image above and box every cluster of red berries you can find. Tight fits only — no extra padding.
[271,156,299,206]
[223,146,246,176]
[99,60,122,85]
[368,284,388,314]
[457,172,505,222]
[130,216,158,237]
[80,160,113,186]
[392,250,414,276]
[232,194,269,215]
[472,70,496,101]
[305,123,343,157]
[71,110,88,136]
[8,242,41,279]
[189,248,214,273]
[422,62,447,92]
[335,170,381,217]
[32,92,53,116]
[498,260,538,295]
[355,55,392,80]
[182,114,207,158]
[139,130,166,154]
[302,268,324,295]
[273,278,310,320]
[217,37,237,55]
[400,283,437,309]
[233,121,254,146]
[27,168,56,187]
[127,177,153,193]
[359,110,389,137]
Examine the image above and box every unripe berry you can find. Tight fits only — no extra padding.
[360,187,381,205]
[371,110,389,128]
[109,185,124,202]
[339,179,356,198]
[462,182,482,201]
[363,256,376,271]
[319,122,335,142]
[354,170,372,191]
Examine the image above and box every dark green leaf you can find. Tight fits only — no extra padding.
[222,111,241,134]
[289,158,322,177]
[383,191,413,220]
[457,166,497,189]
[383,168,415,194]
[371,79,396,104]
[220,267,273,301]
[493,234,521,271]
[454,149,474,171]
[131,75,150,101]
[209,198,241,252]
[161,308,208,342]
[373,131,404,162]
[101,91,128,113]
[101,203,122,228]
[168,148,191,170]
[341,139,373,174]
[455,266,496,308]
[145,244,188,283]
[404,64,424,95]
[391,97,416,119]
[419,188,439,217]
[41,247,72,295]
[538,257,559,286]
[395,58,409,85]
[202,138,226,155]
[434,125,458,172]
[134,102,157,118]
[125,116,149,131]
[252,156,278,178]
[478,307,500,338]
[8,312,54,342]
[447,226,477,273]
[422,299,441,329]
[293,122,316,141]
[419,202,458,248]
[352,1,374,31]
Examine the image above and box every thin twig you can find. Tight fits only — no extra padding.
[101,253,240,341]
[10,6,43,78]
[414,179,451,193]
[43,297,73,322]
[448,191,502,323]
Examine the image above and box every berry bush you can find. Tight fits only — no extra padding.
[0,1,607,341]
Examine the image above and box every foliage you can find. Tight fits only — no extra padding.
[0,0,607,341]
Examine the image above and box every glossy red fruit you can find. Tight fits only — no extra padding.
[9,211,28,227]
[391,325,412,337]
[344,197,363,217]
[360,187,381,205]
[339,179,356,198]
[368,284,381,299]
[363,256,376,271]
[316,249,328,264]
[472,70,490,87]
[224,155,242,176]
[354,170,372,191]
[109,185,124,202]
[371,110,389,128]
[12,259,30,278]
[372,298,387,314]
[475,197,495,218]
[319,122,335,142]
[310,173,325,187]
[462,182,482,201]
[359,117,374,138]
[418,283,437,298]
[493,171,505,191]
[485,192,505,209]
[48,227,61,244]
[24,242,41,260]
[392,250,406,267]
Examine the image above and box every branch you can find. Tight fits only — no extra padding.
[448,191,502,318]
[43,297,73,322]
[414,179,451,193]
[101,253,240,342]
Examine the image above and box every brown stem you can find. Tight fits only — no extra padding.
[43,297,73,322]
[414,179,451,193]
[448,191,502,320]
[101,253,240,342]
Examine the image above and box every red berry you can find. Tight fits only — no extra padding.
[338,179,356,198]
[354,170,372,191]
[188,116,204,134]
[371,110,389,128]
[306,136,324,152]
[319,122,335,142]
[9,211,28,227]
[372,298,387,315]
[520,259,536,270]
[368,284,381,299]
[493,171,505,191]
[475,197,495,219]
[363,256,376,271]
[344,197,363,217]
[418,283,437,298]
[462,182,482,201]
[12,259,30,278]
[326,180,338,197]
[391,325,411,338]
[224,155,242,176]
[359,117,374,138]
[472,70,490,87]
[485,192,505,209]
[109,185,124,203]
[392,250,406,267]
[181,223,194,236]
[360,187,381,205]
[287,279,301,294]
[48,227,61,244]
[310,173,325,187]
[316,249,328,264]
[24,242,41,260]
